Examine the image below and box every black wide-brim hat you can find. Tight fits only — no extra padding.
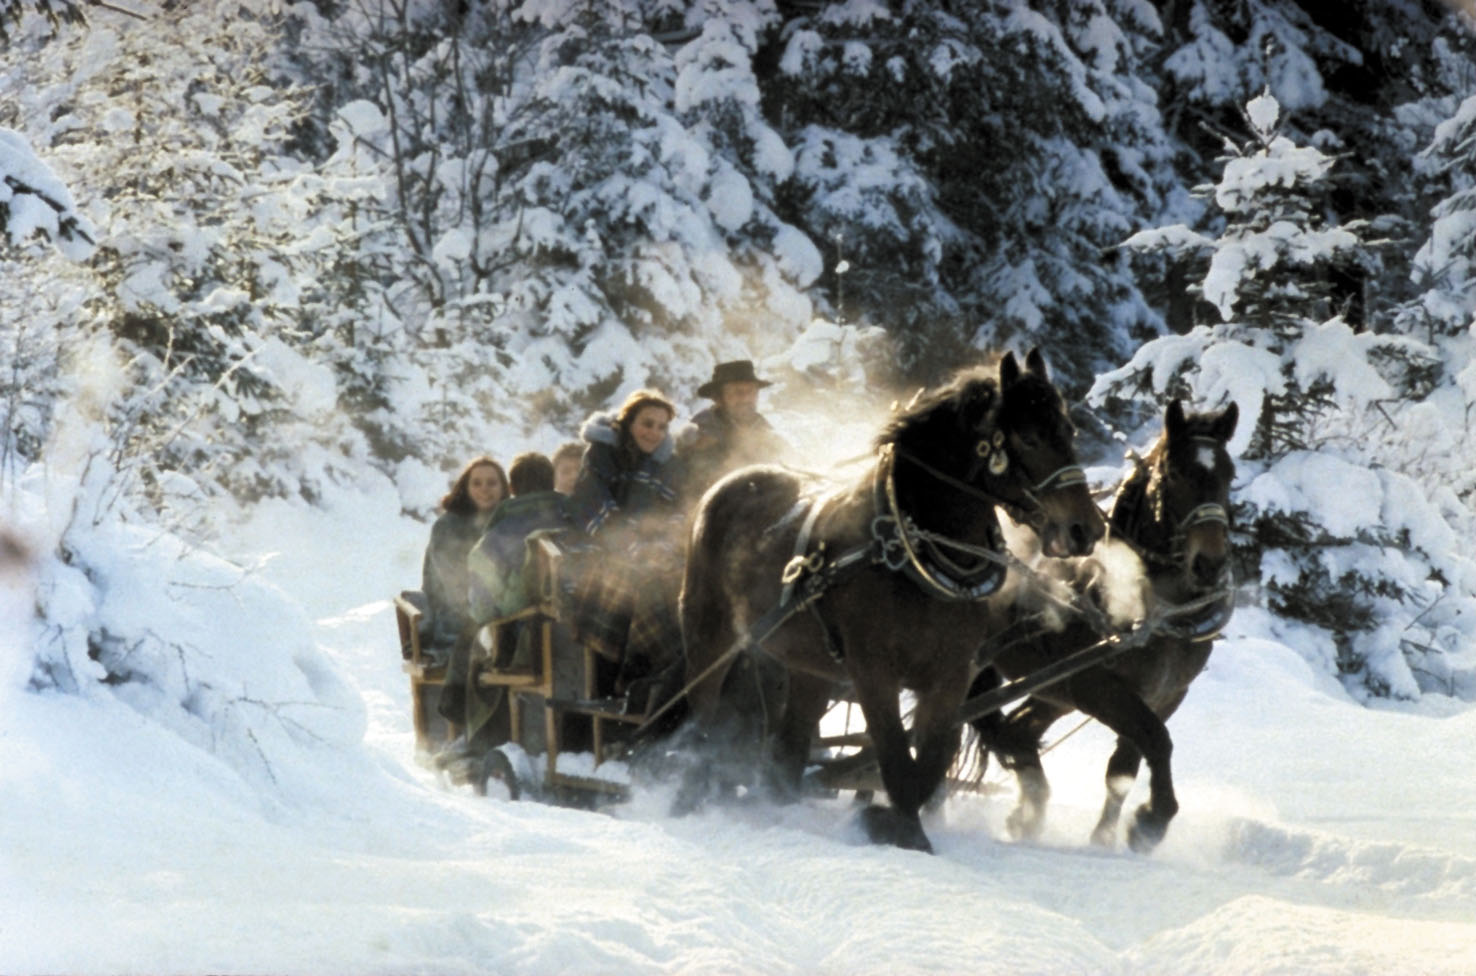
[697,359,773,399]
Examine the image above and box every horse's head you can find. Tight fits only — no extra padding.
[1134,399,1238,588]
[987,349,1104,557]
[877,349,1101,557]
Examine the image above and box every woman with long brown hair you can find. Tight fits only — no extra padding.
[420,455,508,655]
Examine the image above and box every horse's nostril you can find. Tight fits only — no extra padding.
[1069,521,1088,553]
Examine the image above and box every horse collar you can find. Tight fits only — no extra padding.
[872,445,1008,602]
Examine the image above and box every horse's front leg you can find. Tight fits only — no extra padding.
[1070,672,1177,852]
[906,686,965,814]
[1093,737,1143,847]
[851,676,934,853]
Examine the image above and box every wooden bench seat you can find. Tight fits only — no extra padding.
[462,534,638,795]
[395,594,455,753]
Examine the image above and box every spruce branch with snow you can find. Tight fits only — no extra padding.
[1096,92,1474,702]
[767,0,1181,386]
[0,127,95,260]
[0,0,85,43]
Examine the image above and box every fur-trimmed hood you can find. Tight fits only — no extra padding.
[579,409,675,464]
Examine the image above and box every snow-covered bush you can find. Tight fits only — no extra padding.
[13,367,365,797]
[0,2,394,512]
[0,127,94,259]
[0,0,85,43]
[289,0,822,458]
[1096,93,1476,701]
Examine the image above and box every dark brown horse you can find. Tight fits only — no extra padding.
[676,350,1103,852]
[969,399,1238,852]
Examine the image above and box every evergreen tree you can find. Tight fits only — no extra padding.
[1404,92,1476,342]
[0,0,85,43]
[1149,0,1476,332]
[763,0,1180,387]
[293,0,824,453]
[0,1,376,514]
[1096,93,1473,701]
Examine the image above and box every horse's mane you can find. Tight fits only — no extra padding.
[874,364,999,451]
[1108,444,1159,546]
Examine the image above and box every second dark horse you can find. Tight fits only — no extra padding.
[677,350,1103,853]
[969,398,1238,852]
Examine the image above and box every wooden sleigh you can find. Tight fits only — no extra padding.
[399,534,648,804]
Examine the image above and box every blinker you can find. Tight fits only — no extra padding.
[974,435,1010,476]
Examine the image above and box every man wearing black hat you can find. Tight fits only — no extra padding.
[677,359,788,499]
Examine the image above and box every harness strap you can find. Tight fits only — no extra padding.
[779,489,835,607]
[871,444,1012,602]
[1031,464,1089,494]
[1179,503,1228,530]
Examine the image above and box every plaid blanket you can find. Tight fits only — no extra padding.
[568,541,683,691]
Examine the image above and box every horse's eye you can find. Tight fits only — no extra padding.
[1017,432,1041,450]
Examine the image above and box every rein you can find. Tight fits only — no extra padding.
[632,436,1233,745]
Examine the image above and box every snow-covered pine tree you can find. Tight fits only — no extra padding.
[764,0,1180,388]
[1404,92,1476,343]
[1150,0,1476,333]
[293,0,823,459]
[0,127,95,488]
[670,1,826,368]
[490,0,765,410]
[0,0,85,42]
[0,127,94,259]
[284,0,537,476]
[1,1,376,514]
[1095,91,1475,701]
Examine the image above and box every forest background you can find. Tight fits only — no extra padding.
[5,0,1476,719]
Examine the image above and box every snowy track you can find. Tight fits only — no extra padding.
[5,491,1475,975]
[9,596,1475,975]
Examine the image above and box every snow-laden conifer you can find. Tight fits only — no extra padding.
[1096,93,1475,701]
[767,0,1179,386]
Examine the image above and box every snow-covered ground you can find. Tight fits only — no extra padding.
[5,480,1476,975]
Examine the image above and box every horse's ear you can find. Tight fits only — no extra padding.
[1025,346,1048,379]
[1165,398,1187,439]
[1000,352,1021,388]
[1212,401,1239,441]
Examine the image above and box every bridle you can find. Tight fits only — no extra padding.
[1108,435,1235,640]
[898,422,1088,532]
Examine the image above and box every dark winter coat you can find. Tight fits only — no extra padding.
[565,411,685,673]
[568,410,681,544]
[420,508,494,650]
[466,490,573,623]
[676,405,788,498]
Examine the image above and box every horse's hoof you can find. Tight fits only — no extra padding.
[857,804,934,854]
[1127,808,1168,853]
[1005,805,1044,842]
[1089,824,1117,848]
[670,768,710,818]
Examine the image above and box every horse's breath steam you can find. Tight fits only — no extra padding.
[997,517,1147,633]
[1093,538,1148,627]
